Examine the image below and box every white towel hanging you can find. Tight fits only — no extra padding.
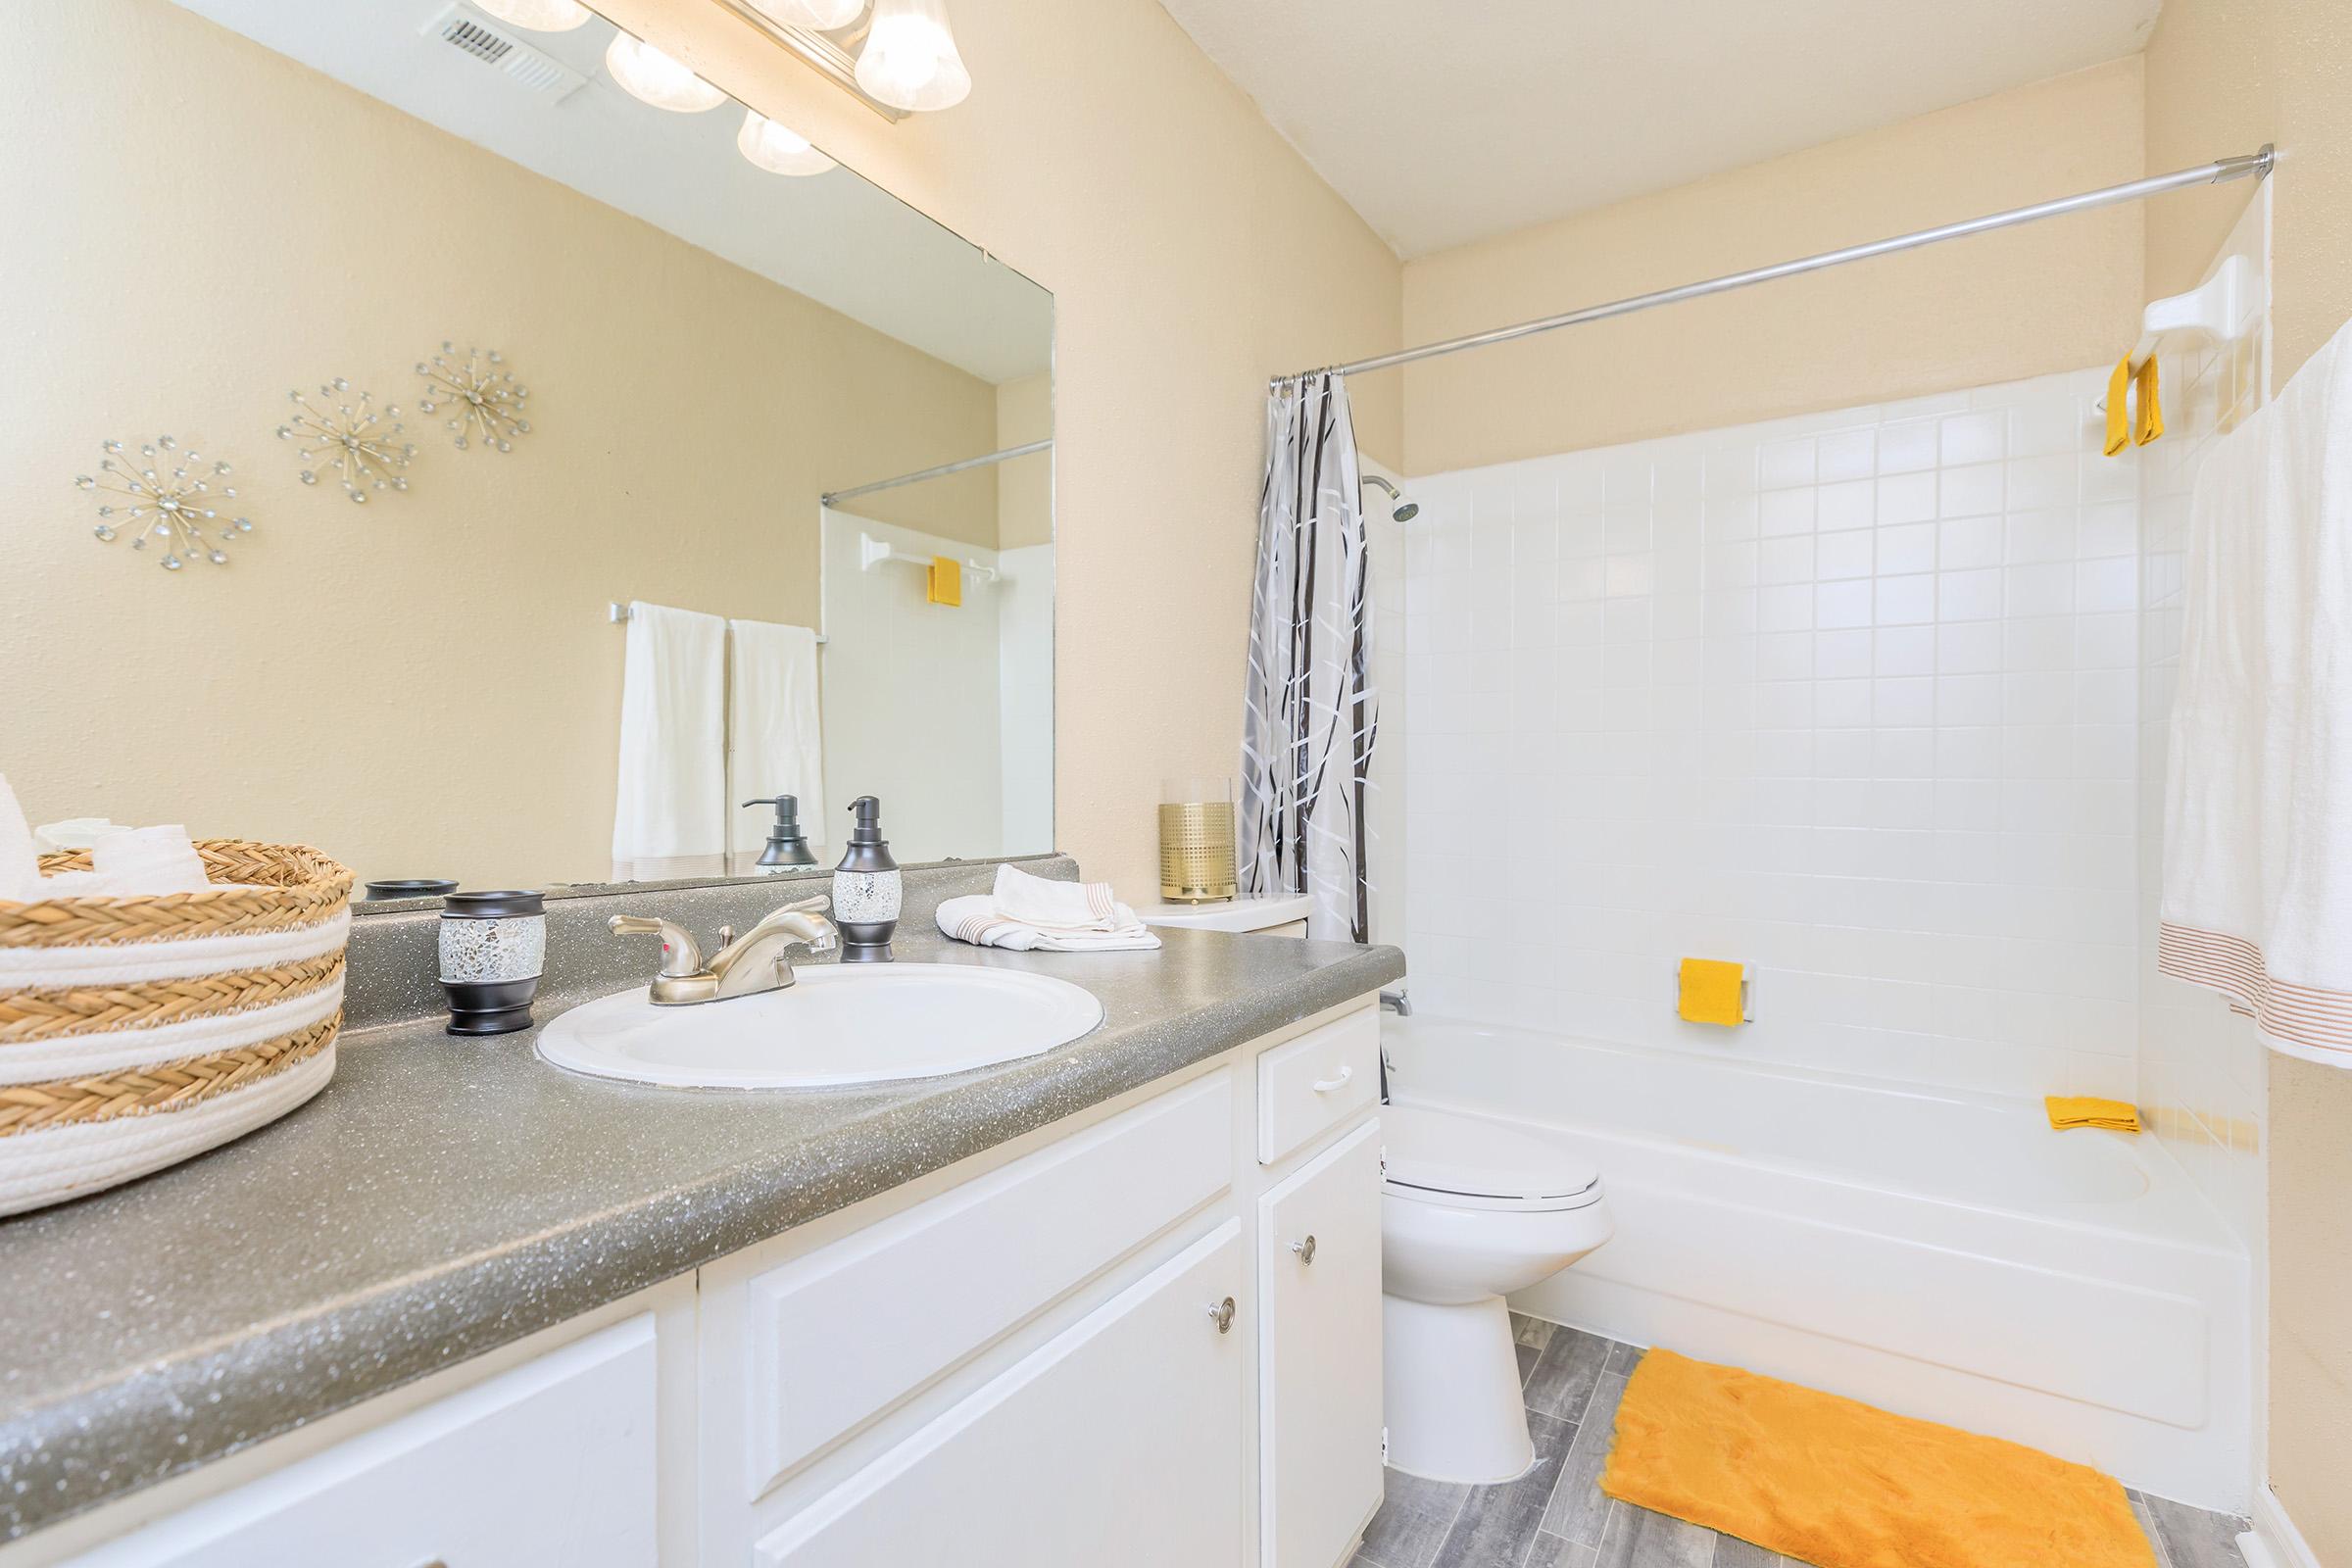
[2159,316,2352,1066]
[727,619,826,865]
[612,601,727,881]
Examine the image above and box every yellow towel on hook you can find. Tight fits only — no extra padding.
[2104,355,2165,457]
[1677,959,1744,1026]
[2104,355,2132,456]
[2134,355,2164,446]
[2045,1096,2142,1134]
[926,556,962,607]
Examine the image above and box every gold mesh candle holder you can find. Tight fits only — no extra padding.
[1159,801,1237,904]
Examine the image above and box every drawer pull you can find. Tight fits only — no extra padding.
[1207,1296,1237,1334]
[1291,1234,1317,1265]
[1310,1065,1353,1094]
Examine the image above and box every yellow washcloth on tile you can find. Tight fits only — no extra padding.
[1677,958,1744,1026]
[2133,356,2164,446]
[2045,1096,2142,1134]
[926,556,962,607]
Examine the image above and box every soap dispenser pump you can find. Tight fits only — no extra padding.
[832,796,901,962]
[743,795,817,871]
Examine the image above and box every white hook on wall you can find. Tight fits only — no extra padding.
[2128,255,2264,373]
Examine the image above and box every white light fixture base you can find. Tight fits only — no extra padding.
[708,0,908,122]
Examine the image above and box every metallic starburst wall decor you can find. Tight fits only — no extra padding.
[74,436,253,570]
[416,342,531,453]
[276,379,415,503]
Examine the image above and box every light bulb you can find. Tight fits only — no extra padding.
[737,111,837,176]
[605,32,727,113]
[854,0,970,112]
[749,0,866,27]
[472,0,592,30]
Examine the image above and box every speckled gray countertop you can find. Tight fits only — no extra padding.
[0,868,1401,1543]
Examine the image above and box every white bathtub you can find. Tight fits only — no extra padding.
[1385,1014,2252,1512]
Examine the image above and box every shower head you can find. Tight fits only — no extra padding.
[1361,473,1419,521]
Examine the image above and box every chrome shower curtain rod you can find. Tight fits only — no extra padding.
[821,438,1053,507]
[1272,147,2275,388]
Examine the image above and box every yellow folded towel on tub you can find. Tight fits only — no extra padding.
[1677,958,1744,1026]
[2045,1096,2142,1133]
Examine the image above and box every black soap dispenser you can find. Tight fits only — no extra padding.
[743,795,818,870]
[832,796,901,962]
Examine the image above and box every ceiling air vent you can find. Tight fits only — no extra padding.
[419,4,588,101]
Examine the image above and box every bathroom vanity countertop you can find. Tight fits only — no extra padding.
[0,927,1403,1543]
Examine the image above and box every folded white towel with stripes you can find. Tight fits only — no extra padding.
[936,864,1161,952]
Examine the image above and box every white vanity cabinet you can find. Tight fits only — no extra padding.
[28,998,1384,1568]
[1259,1122,1387,1568]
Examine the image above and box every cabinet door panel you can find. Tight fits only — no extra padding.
[65,1317,658,1568]
[1260,1120,1385,1568]
[755,1221,1247,1568]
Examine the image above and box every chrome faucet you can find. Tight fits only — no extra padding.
[610,895,839,1005]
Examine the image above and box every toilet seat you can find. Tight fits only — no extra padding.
[1383,1103,1603,1213]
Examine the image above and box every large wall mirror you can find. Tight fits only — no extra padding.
[4,1,1054,900]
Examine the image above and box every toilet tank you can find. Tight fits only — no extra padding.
[1135,894,1311,939]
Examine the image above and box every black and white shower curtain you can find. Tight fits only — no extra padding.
[1240,371,1377,943]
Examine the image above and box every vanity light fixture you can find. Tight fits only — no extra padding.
[748,0,866,28]
[605,30,727,112]
[470,0,591,30]
[854,0,971,112]
[737,110,838,176]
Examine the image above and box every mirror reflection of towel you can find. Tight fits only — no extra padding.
[728,618,825,866]
[612,601,726,881]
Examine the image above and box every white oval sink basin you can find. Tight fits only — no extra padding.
[536,963,1104,1090]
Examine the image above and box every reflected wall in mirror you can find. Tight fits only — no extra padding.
[2,0,1053,896]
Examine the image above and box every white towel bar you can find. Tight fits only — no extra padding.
[608,603,825,643]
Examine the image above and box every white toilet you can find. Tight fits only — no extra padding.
[1134,901,1613,1483]
[1380,1102,1613,1482]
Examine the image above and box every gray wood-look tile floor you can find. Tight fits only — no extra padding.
[1348,1316,2251,1568]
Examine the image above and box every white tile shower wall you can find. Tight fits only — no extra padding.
[2137,182,2273,1250]
[1399,370,2145,1098]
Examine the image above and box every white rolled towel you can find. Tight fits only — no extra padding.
[934,893,1162,952]
[989,862,1139,933]
[92,825,213,895]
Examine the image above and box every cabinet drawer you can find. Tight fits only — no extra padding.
[1260,1121,1386,1568]
[754,1221,1247,1567]
[736,1069,1234,1495]
[1256,1005,1379,1164]
[66,1316,658,1568]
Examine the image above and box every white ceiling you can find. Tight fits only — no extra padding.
[1158,0,2163,258]
[171,0,1052,384]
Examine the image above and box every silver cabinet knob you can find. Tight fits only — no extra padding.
[1291,1235,1317,1265]
[1207,1296,1236,1334]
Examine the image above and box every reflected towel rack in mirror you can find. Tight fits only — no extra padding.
[609,603,827,643]
[857,533,1001,584]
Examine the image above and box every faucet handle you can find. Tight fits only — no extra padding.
[609,914,703,978]
[774,893,831,915]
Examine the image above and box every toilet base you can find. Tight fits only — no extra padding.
[1382,1293,1535,1484]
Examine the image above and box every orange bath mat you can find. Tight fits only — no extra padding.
[1600,1350,2158,1568]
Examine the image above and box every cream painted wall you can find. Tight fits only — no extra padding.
[4,0,1011,891]
[1399,61,2147,476]
[2142,1,2352,1555]
[596,0,1403,900]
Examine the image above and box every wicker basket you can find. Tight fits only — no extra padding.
[0,840,353,1216]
